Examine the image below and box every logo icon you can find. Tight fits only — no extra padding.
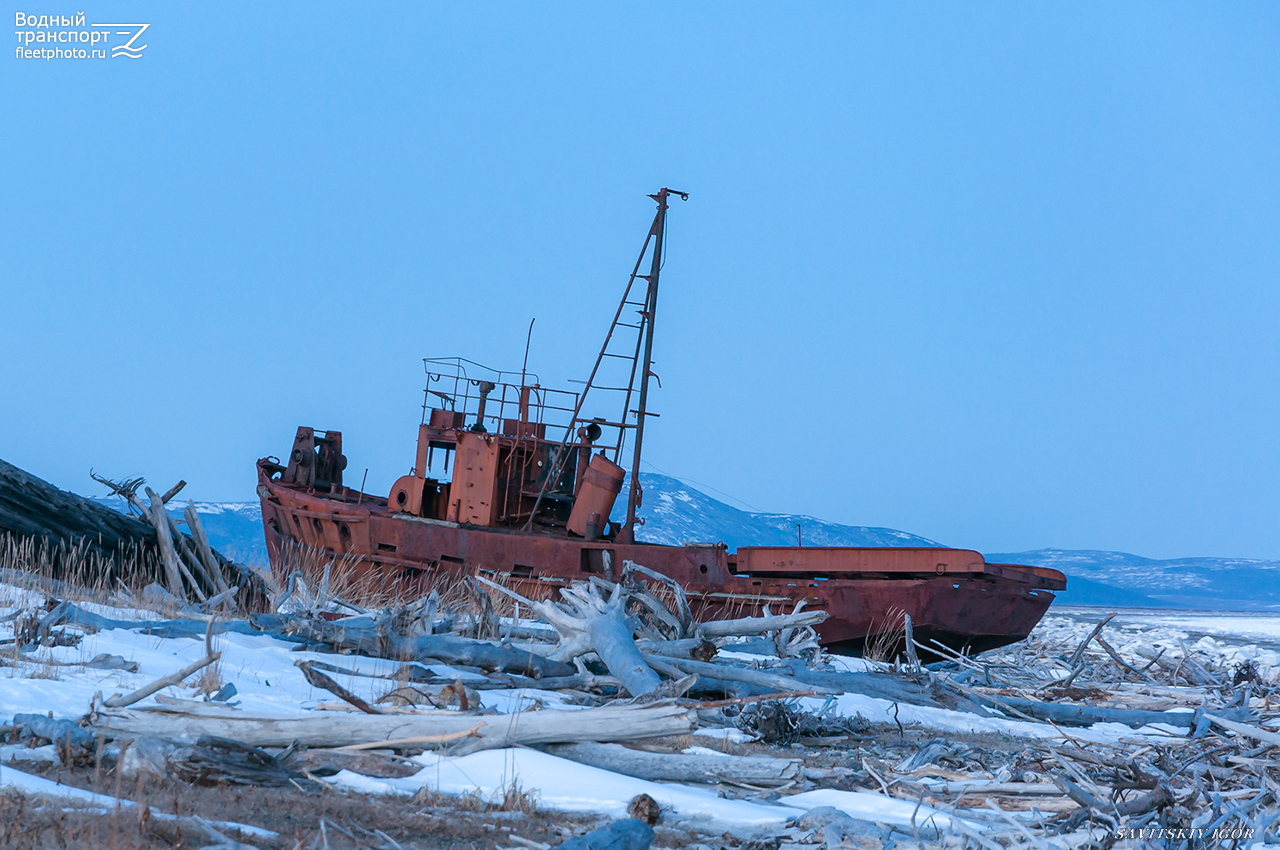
[90,22,149,58]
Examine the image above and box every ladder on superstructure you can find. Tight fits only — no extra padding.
[524,187,688,541]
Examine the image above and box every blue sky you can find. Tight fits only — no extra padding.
[2,3,1277,559]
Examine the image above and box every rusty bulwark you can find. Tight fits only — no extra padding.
[257,459,1061,657]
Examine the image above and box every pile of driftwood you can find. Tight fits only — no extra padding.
[89,471,268,610]
[766,611,1280,850]
[0,458,158,573]
[894,612,1280,848]
[5,550,1280,849]
[0,457,267,610]
[74,560,864,770]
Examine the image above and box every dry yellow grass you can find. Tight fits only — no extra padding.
[0,533,158,602]
[862,605,906,664]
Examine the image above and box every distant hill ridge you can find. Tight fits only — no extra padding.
[988,548,1280,611]
[89,474,1279,611]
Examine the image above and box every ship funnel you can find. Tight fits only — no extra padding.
[567,454,625,538]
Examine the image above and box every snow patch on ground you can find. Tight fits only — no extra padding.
[1131,614,1280,642]
[331,748,991,832]
[333,747,806,826]
[691,726,757,744]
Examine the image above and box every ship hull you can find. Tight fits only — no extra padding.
[257,464,1061,658]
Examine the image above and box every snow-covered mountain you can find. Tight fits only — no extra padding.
[87,475,1280,611]
[618,473,939,550]
[90,496,270,566]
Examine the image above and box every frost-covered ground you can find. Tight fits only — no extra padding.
[3,586,1278,841]
[0,579,999,832]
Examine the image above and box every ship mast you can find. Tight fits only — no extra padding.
[521,187,686,537]
[619,188,677,543]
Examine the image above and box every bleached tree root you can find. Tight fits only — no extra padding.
[477,575,661,696]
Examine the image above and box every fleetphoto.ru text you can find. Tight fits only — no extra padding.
[14,11,148,60]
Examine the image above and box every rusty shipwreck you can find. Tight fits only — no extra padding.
[256,188,1065,656]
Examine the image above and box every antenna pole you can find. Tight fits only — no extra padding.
[621,188,671,542]
[521,318,535,386]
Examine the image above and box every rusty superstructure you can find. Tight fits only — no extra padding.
[257,189,1065,656]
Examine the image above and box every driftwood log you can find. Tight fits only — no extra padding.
[12,713,96,751]
[635,637,720,661]
[168,735,317,789]
[283,616,575,678]
[697,609,828,638]
[287,748,421,779]
[295,660,384,714]
[545,582,661,696]
[103,653,221,708]
[777,661,951,708]
[47,602,275,640]
[87,702,699,756]
[147,487,188,598]
[381,662,610,693]
[645,655,838,696]
[641,654,765,699]
[967,691,1195,729]
[543,742,803,787]
[185,500,231,596]
[0,458,162,575]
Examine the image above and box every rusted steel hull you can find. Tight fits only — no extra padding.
[255,192,1065,657]
[257,463,1063,657]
